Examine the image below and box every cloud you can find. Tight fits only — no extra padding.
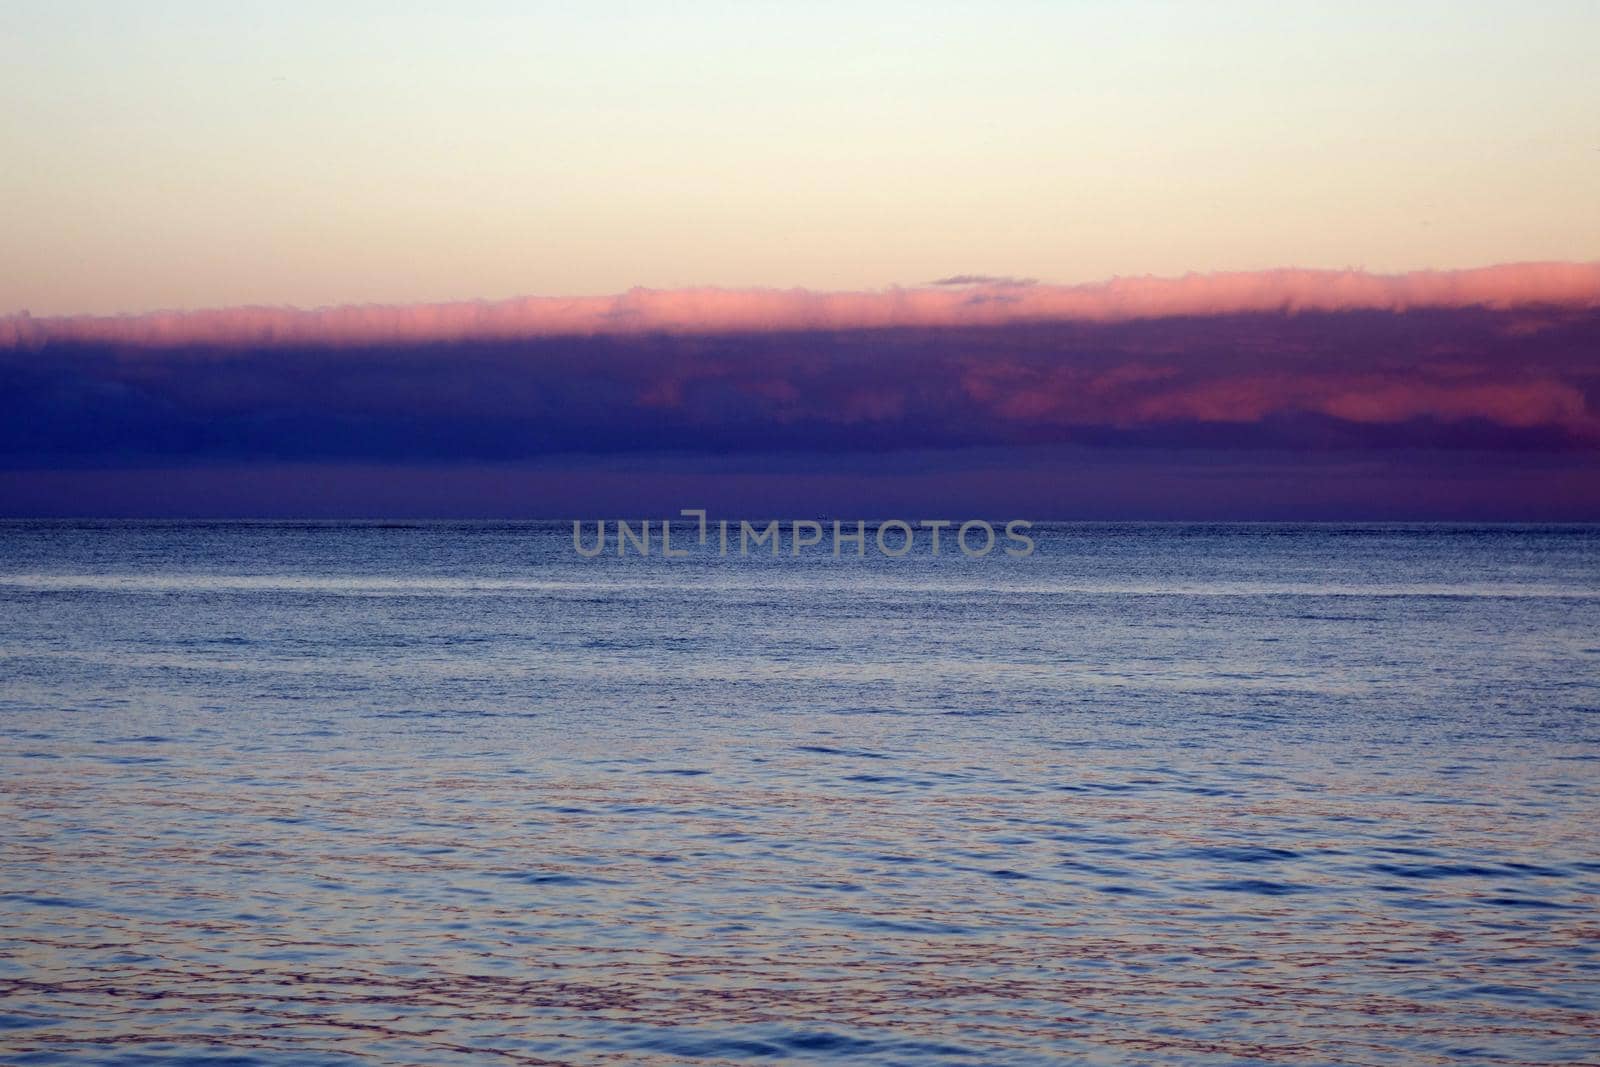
[930,275,1039,287]
[3,262,1599,350]
[1,263,1597,515]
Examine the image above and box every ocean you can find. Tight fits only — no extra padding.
[1,521,1596,1064]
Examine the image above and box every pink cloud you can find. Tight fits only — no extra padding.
[3,262,1599,350]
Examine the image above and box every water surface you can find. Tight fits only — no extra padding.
[1,522,1597,1064]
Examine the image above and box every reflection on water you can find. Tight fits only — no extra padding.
[1,522,1597,1064]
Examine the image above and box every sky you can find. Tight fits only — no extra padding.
[2,2,1598,518]
[4,0,1599,314]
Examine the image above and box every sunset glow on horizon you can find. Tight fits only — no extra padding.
[7,261,1600,346]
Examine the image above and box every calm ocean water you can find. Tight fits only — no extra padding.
[1,521,1597,1065]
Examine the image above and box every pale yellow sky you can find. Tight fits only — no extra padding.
[3,1,1598,315]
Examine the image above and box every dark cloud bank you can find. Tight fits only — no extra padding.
[3,268,1598,518]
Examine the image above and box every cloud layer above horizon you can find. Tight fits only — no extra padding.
[7,262,1600,349]
[5,264,1600,518]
